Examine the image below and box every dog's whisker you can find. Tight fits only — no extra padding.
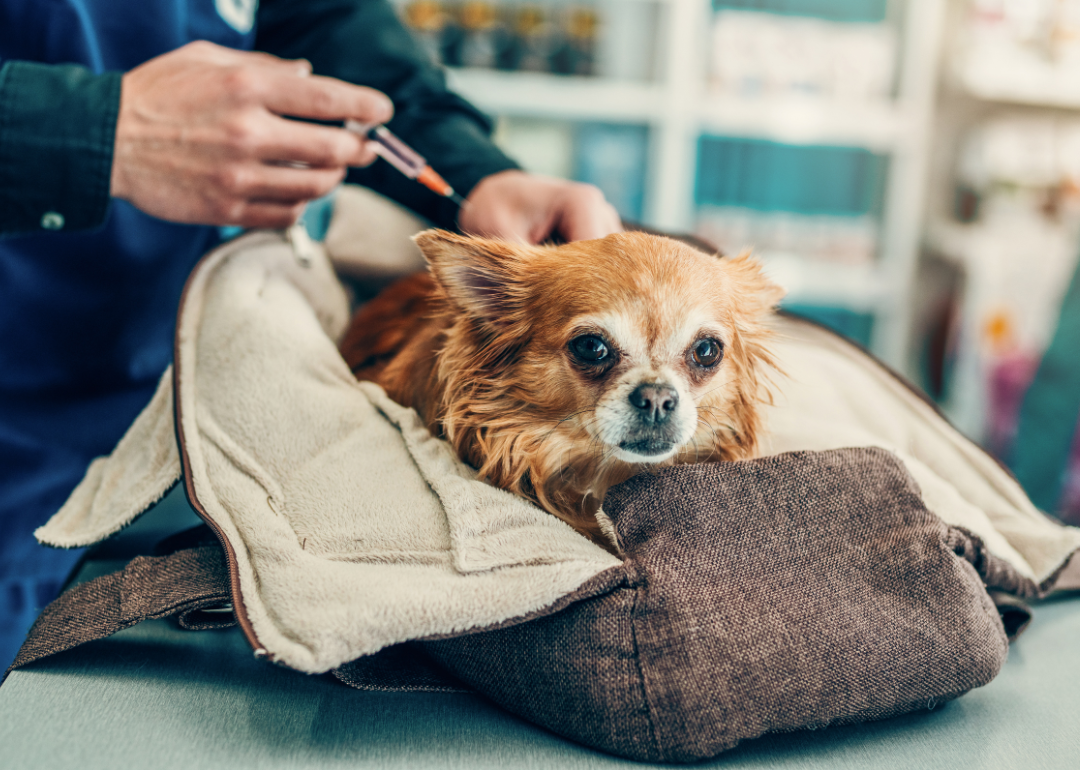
[689,422,717,463]
[533,409,599,448]
[695,404,733,419]
[341,228,778,553]
[695,383,734,402]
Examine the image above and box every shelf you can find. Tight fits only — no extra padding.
[753,251,884,312]
[955,45,1080,110]
[697,94,907,151]
[445,68,664,124]
[924,219,980,269]
[447,69,910,151]
[435,0,948,370]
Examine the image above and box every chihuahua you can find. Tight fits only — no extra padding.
[340,230,783,546]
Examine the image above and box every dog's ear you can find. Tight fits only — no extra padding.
[721,252,785,319]
[413,229,531,327]
[709,252,784,459]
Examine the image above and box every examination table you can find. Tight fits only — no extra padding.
[2,486,1079,770]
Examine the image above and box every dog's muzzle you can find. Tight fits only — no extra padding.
[620,383,681,457]
[629,383,678,425]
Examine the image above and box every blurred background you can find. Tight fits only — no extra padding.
[391,0,1080,526]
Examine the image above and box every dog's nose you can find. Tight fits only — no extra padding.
[629,383,679,425]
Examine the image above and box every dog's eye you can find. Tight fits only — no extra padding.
[691,338,724,367]
[569,335,610,364]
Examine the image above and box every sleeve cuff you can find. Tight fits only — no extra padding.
[0,62,121,237]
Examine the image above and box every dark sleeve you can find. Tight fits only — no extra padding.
[255,0,520,230]
[0,61,120,237]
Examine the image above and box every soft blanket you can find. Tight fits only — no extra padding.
[36,209,1080,675]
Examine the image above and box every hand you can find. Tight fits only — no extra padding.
[110,41,393,229]
[457,170,623,243]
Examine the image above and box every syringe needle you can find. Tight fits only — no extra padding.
[345,120,466,207]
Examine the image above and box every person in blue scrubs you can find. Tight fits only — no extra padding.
[0,0,622,666]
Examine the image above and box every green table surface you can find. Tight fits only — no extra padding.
[3,489,1079,769]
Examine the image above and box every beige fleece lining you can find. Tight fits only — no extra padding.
[37,202,1080,673]
[760,321,1080,585]
[40,230,620,674]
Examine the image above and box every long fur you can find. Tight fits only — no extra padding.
[340,230,783,546]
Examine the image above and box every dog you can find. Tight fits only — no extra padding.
[340,229,783,547]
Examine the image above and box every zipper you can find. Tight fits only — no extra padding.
[171,233,273,660]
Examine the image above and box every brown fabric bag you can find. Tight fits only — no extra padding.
[9,447,1033,763]
[420,447,1022,762]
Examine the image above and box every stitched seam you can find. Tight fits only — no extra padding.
[198,408,286,509]
[627,572,662,761]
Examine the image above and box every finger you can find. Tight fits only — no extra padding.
[182,40,312,75]
[253,118,370,168]
[231,164,346,203]
[224,200,307,230]
[462,207,534,243]
[263,73,393,125]
[257,116,390,168]
[247,53,312,77]
[556,190,623,242]
[523,208,560,244]
[354,141,379,167]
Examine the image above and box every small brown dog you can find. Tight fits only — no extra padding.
[341,230,783,545]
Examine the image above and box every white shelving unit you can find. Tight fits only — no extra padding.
[925,3,1080,439]
[445,69,664,122]
[955,42,1080,110]
[444,0,946,370]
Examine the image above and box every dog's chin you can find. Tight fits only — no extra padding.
[613,439,679,464]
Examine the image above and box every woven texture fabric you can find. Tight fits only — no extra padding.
[12,448,1027,762]
[6,546,230,679]
[333,644,469,693]
[423,447,1014,762]
[7,544,469,693]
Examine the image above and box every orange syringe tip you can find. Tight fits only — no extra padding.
[416,165,454,197]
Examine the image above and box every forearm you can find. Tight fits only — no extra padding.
[255,0,519,229]
[0,61,120,237]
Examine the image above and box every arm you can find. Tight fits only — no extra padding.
[0,47,394,236]
[0,62,120,236]
[108,43,392,229]
[255,0,518,231]
[254,0,621,241]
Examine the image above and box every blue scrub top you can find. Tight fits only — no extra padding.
[0,0,258,665]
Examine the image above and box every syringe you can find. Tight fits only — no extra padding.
[345,120,467,208]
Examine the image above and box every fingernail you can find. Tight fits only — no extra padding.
[377,95,394,119]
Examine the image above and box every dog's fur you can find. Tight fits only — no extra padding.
[340,230,783,546]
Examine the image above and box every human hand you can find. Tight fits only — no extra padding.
[110,41,393,229]
[457,170,623,244]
